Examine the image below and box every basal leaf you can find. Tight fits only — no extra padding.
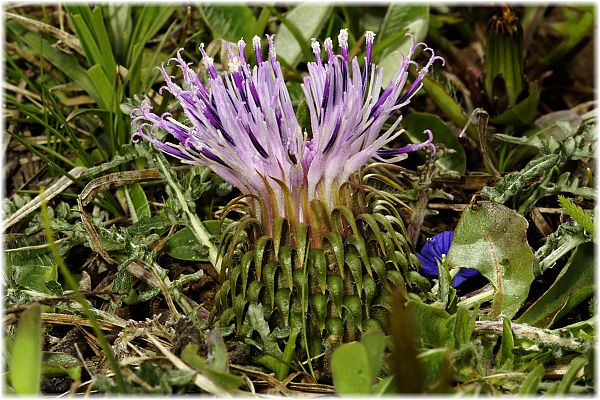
[491,82,540,127]
[447,201,535,319]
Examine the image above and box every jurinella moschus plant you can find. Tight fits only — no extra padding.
[131,29,444,371]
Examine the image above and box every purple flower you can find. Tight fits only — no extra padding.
[417,230,481,287]
[131,30,443,230]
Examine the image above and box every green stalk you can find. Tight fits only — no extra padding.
[153,151,221,274]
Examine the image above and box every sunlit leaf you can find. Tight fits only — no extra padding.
[447,201,535,319]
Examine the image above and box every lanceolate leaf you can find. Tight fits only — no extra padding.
[447,201,535,319]
[516,242,594,328]
[273,4,332,67]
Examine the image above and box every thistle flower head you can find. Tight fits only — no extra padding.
[131,31,443,229]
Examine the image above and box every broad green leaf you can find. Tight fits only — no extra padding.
[403,112,466,175]
[86,63,114,111]
[165,222,223,261]
[10,304,42,395]
[406,300,451,348]
[447,201,535,319]
[360,330,386,384]
[418,348,451,392]
[199,5,257,42]
[378,5,429,85]
[516,242,594,328]
[274,5,332,68]
[331,342,372,395]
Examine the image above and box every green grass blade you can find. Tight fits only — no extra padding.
[10,304,42,395]
[6,20,101,105]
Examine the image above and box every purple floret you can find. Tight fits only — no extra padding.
[131,30,444,226]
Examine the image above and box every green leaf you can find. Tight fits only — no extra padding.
[5,21,101,105]
[557,357,587,394]
[42,352,81,380]
[331,342,372,395]
[518,364,545,395]
[10,304,42,395]
[484,25,523,107]
[199,5,257,42]
[378,5,429,85]
[273,4,332,68]
[165,221,224,261]
[447,201,535,319]
[558,195,594,236]
[490,82,540,127]
[360,330,386,384]
[496,318,515,369]
[406,300,451,348]
[516,242,594,328]
[481,154,560,204]
[402,112,466,175]
[539,6,594,68]
[125,183,151,223]
[417,74,479,142]
[66,6,116,81]
[181,343,244,391]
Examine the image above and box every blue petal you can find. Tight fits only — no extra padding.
[451,268,481,287]
[430,231,453,258]
[417,230,454,277]
[417,253,439,277]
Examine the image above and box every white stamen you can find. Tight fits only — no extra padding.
[311,38,320,54]
[228,56,241,73]
[365,31,376,43]
[338,29,348,48]
[237,38,246,48]
[202,55,214,68]
[252,35,261,49]
[324,37,333,49]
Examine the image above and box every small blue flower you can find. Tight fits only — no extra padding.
[417,230,481,287]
